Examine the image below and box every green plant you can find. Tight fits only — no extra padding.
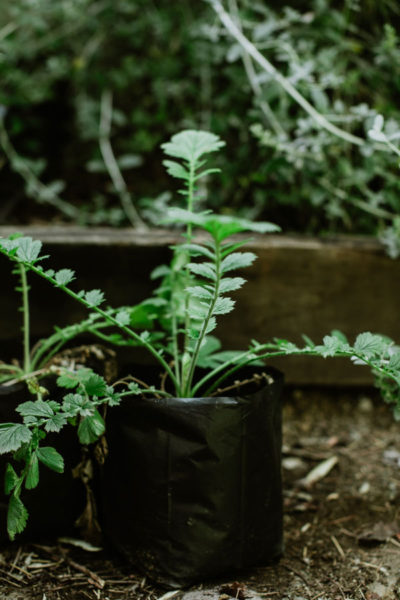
[0,242,155,540]
[0,238,138,386]
[1,129,400,539]
[0,366,133,540]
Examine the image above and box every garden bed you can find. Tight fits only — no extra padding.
[0,386,398,599]
[1,226,399,385]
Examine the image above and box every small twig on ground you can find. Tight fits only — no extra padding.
[0,576,21,588]
[9,547,22,574]
[330,535,345,558]
[281,562,309,587]
[63,556,105,590]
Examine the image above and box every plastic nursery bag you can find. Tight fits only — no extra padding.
[101,366,284,588]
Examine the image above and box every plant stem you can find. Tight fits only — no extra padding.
[199,349,286,397]
[15,259,179,394]
[171,305,181,389]
[19,265,31,375]
[184,236,221,396]
[180,160,196,391]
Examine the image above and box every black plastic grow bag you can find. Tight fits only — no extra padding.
[0,382,86,544]
[101,366,284,587]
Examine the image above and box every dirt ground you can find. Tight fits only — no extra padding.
[0,387,399,600]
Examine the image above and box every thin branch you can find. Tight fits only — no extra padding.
[228,0,286,138]
[2,365,63,387]
[0,114,82,221]
[320,177,395,221]
[210,371,272,396]
[209,0,371,147]
[99,89,148,230]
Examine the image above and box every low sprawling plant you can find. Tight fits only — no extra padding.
[0,244,123,386]
[0,129,399,539]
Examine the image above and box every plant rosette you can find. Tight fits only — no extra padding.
[0,131,400,583]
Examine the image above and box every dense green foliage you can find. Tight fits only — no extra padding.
[1,1,400,250]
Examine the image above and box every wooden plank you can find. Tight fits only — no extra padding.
[0,226,398,385]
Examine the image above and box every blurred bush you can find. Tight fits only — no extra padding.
[0,0,399,244]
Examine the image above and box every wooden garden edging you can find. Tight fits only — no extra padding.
[0,226,399,385]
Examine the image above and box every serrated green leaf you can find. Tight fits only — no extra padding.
[219,277,246,293]
[204,217,280,241]
[105,392,122,407]
[163,159,190,180]
[25,453,39,490]
[62,393,93,417]
[78,411,105,444]
[273,338,300,354]
[316,335,345,357]
[0,424,32,454]
[16,237,42,263]
[389,352,400,370]
[7,494,28,540]
[186,286,213,299]
[354,332,386,357]
[140,331,150,342]
[127,382,141,394]
[37,447,64,473]
[221,239,252,257]
[56,372,80,389]
[189,303,209,319]
[188,262,216,281]
[213,297,235,315]
[161,130,225,164]
[194,167,221,181]
[84,289,105,307]
[16,400,54,419]
[44,413,67,433]
[115,310,130,326]
[55,269,75,286]
[221,252,256,273]
[0,238,18,253]
[83,373,108,396]
[4,464,19,495]
[180,243,214,260]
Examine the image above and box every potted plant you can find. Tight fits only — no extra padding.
[0,130,399,587]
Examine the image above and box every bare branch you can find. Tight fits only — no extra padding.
[99,89,148,230]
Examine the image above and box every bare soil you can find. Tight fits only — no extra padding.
[0,387,399,600]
